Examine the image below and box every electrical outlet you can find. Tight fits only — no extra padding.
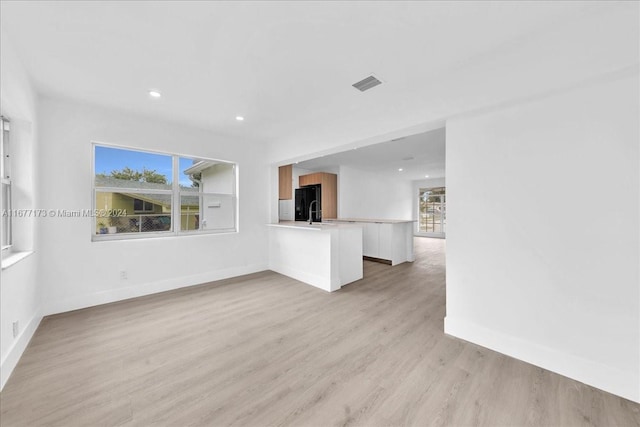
[120,270,128,280]
[12,321,19,338]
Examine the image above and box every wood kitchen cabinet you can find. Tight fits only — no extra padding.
[298,172,337,219]
[278,164,293,200]
[298,172,321,187]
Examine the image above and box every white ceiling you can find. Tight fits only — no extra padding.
[1,1,636,159]
[297,127,445,181]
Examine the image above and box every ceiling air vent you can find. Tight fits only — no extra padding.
[352,74,382,92]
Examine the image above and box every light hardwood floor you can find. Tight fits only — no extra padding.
[1,238,639,426]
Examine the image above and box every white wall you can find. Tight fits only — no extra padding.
[445,74,639,402]
[338,166,412,220]
[37,97,270,315]
[0,30,41,390]
[412,177,445,194]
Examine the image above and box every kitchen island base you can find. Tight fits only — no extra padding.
[268,222,363,292]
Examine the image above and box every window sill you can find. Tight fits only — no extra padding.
[2,250,35,270]
[91,229,238,242]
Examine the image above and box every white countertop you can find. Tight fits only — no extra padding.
[267,221,362,231]
[324,218,416,224]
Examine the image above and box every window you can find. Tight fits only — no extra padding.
[418,187,446,236]
[93,144,237,240]
[133,198,154,212]
[1,117,11,250]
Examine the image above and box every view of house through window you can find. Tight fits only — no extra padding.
[93,145,237,239]
[418,187,446,236]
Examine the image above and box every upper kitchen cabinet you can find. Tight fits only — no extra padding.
[299,172,337,219]
[278,164,293,200]
[298,172,321,187]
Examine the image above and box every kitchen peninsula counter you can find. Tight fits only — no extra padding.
[323,218,415,265]
[267,221,363,292]
[324,218,415,224]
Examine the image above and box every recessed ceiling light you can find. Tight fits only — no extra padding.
[425,175,429,178]
[235,116,244,121]
[398,168,403,172]
[148,90,161,98]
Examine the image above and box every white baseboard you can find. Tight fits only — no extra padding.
[44,263,268,316]
[1,307,42,391]
[269,264,333,292]
[444,316,639,403]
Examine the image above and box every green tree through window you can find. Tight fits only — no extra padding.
[97,167,168,184]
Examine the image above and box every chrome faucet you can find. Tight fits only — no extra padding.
[308,200,320,224]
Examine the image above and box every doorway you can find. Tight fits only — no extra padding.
[418,186,446,238]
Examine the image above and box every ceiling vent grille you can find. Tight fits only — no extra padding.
[352,75,382,92]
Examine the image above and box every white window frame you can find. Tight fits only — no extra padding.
[92,142,239,241]
[416,186,446,238]
[1,117,11,252]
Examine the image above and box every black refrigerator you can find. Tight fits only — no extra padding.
[295,184,322,222]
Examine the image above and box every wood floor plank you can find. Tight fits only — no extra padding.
[1,238,639,426]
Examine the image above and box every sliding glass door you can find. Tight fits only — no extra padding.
[418,187,446,237]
